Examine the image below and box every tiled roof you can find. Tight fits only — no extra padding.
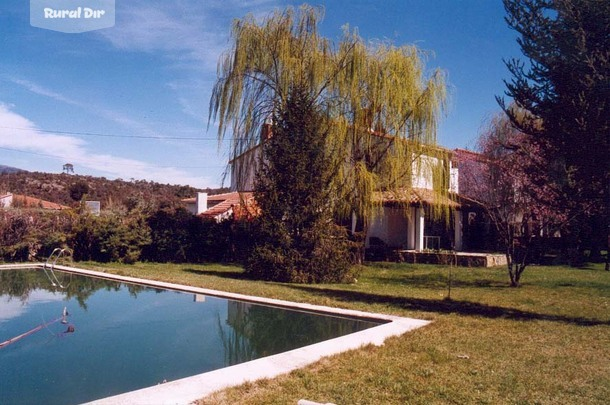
[199,192,258,220]
[8,194,70,210]
[452,148,486,163]
[375,188,465,208]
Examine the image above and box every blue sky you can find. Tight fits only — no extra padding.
[0,0,521,188]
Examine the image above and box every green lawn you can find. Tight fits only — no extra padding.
[84,261,610,404]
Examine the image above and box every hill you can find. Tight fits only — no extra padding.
[0,165,26,174]
[0,171,228,210]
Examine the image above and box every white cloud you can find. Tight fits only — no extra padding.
[6,76,174,140]
[0,1,281,188]
[96,0,280,71]
[98,2,222,71]
[0,104,213,187]
[0,289,64,323]
[93,0,282,144]
[7,77,81,106]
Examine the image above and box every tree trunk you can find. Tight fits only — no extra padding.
[606,232,610,271]
[606,177,610,271]
[505,249,520,287]
[349,214,367,265]
[513,262,527,287]
[508,269,519,287]
[506,243,528,287]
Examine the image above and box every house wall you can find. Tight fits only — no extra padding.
[233,143,459,194]
[0,193,13,208]
[230,146,261,192]
[406,207,416,250]
[450,164,459,194]
[85,201,101,216]
[368,206,465,252]
[411,154,438,190]
[367,207,409,248]
[196,192,208,214]
[228,129,467,252]
[411,154,458,193]
[184,193,209,215]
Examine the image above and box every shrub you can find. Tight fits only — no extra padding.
[143,207,254,264]
[247,222,355,284]
[142,208,196,263]
[244,85,354,283]
[0,210,75,262]
[69,211,150,264]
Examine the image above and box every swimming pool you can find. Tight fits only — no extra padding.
[0,264,429,404]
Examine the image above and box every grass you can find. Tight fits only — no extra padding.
[83,261,610,404]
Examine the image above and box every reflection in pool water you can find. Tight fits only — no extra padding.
[0,268,379,404]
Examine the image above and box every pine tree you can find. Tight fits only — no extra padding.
[500,0,610,266]
[247,85,353,283]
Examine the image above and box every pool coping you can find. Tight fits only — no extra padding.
[1,263,431,404]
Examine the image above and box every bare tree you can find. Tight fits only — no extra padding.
[463,113,566,286]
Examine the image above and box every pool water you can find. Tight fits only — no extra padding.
[0,268,379,404]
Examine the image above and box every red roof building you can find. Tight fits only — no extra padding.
[182,192,257,222]
[0,193,70,210]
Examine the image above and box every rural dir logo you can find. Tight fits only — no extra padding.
[30,0,115,33]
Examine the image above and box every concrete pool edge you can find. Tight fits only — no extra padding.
[1,263,431,404]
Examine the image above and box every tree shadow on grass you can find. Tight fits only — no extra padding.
[181,267,250,280]
[285,285,610,327]
[369,273,508,290]
[571,265,601,271]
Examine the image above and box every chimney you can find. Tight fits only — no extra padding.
[261,122,273,141]
[196,192,208,215]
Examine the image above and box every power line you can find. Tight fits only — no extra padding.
[0,125,239,141]
[0,146,225,169]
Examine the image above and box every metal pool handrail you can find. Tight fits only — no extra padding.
[43,247,73,288]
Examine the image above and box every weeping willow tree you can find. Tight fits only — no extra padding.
[210,5,449,226]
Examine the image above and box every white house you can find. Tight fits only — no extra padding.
[365,147,466,251]
[182,191,256,222]
[227,125,476,252]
